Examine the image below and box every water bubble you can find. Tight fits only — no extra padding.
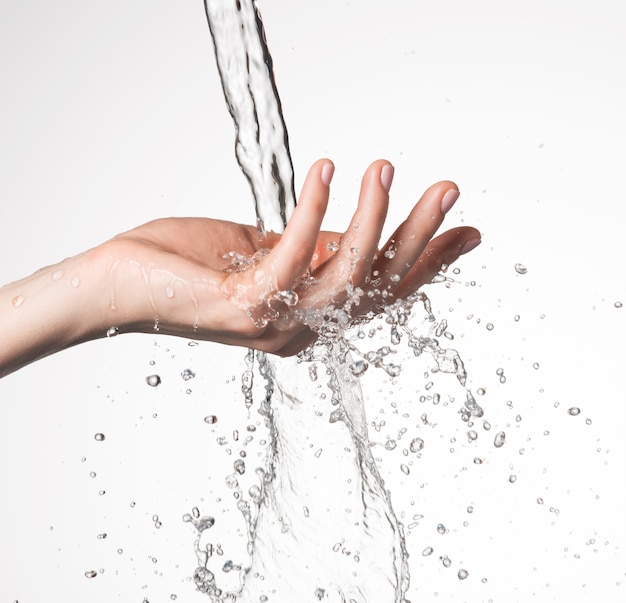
[146,374,161,387]
[106,326,119,337]
[514,263,528,274]
[384,439,397,451]
[94,433,105,442]
[84,570,97,579]
[422,546,434,556]
[458,568,469,580]
[493,431,506,448]
[568,407,581,416]
[441,555,452,568]
[384,246,397,259]
[181,368,196,381]
[275,289,299,306]
[409,438,424,453]
[349,360,368,377]
[400,464,410,475]
[390,273,401,283]
[467,430,478,442]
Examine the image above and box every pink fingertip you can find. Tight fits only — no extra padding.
[381,164,395,193]
[459,238,481,255]
[321,162,335,187]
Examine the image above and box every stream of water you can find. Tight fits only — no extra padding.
[183,2,487,602]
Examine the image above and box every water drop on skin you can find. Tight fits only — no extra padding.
[165,284,175,298]
[51,269,64,281]
[326,241,339,252]
[11,295,24,308]
[106,326,119,338]
[71,274,80,288]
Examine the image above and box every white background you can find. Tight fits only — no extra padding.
[0,0,625,601]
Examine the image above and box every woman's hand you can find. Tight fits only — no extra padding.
[103,159,480,355]
[0,159,480,377]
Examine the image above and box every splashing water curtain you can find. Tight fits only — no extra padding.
[195,1,481,601]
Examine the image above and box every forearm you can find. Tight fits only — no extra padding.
[0,250,110,377]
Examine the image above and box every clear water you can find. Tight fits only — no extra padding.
[190,2,492,601]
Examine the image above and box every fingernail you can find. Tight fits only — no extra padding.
[380,164,395,193]
[459,238,481,255]
[321,162,335,186]
[441,189,460,214]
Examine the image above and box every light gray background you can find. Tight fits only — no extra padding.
[1,0,624,601]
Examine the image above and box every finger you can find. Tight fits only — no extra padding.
[314,160,393,291]
[263,159,334,292]
[373,181,461,289]
[393,226,481,299]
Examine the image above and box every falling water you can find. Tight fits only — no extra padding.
[190,1,483,602]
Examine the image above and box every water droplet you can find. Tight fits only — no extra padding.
[568,407,581,416]
[84,570,97,579]
[467,430,478,442]
[458,568,469,580]
[204,415,218,424]
[486,323,494,331]
[349,360,368,376]
[493,431,506,448]
[384,246,397,259]
[326,241,339,252]
[400,464,410,475]
[537,497,544,505]
[410,438,424,453]
[71,274,80,288]
[390,273,401,283]
[181,368,196,381]
[514,263,528,274]
[97,533,107,539]
[165,284,175,298]
[422,546,434,556]
[441,555,452,567]
[275,289,299,306]
[94,433,105,442]
[52,269,64,280]
[146,374,161,387]
[11,295,24,308]
[106,326,119,337]
[615,301,623,308]
[437,523,446,534]
[385,439,397,451]
[509,474,517,483]
[233,459,246,474]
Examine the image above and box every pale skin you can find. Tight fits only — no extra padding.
[0,159,480,378]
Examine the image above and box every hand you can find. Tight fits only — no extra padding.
[101,159,480,355]
[0,159,480,377]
